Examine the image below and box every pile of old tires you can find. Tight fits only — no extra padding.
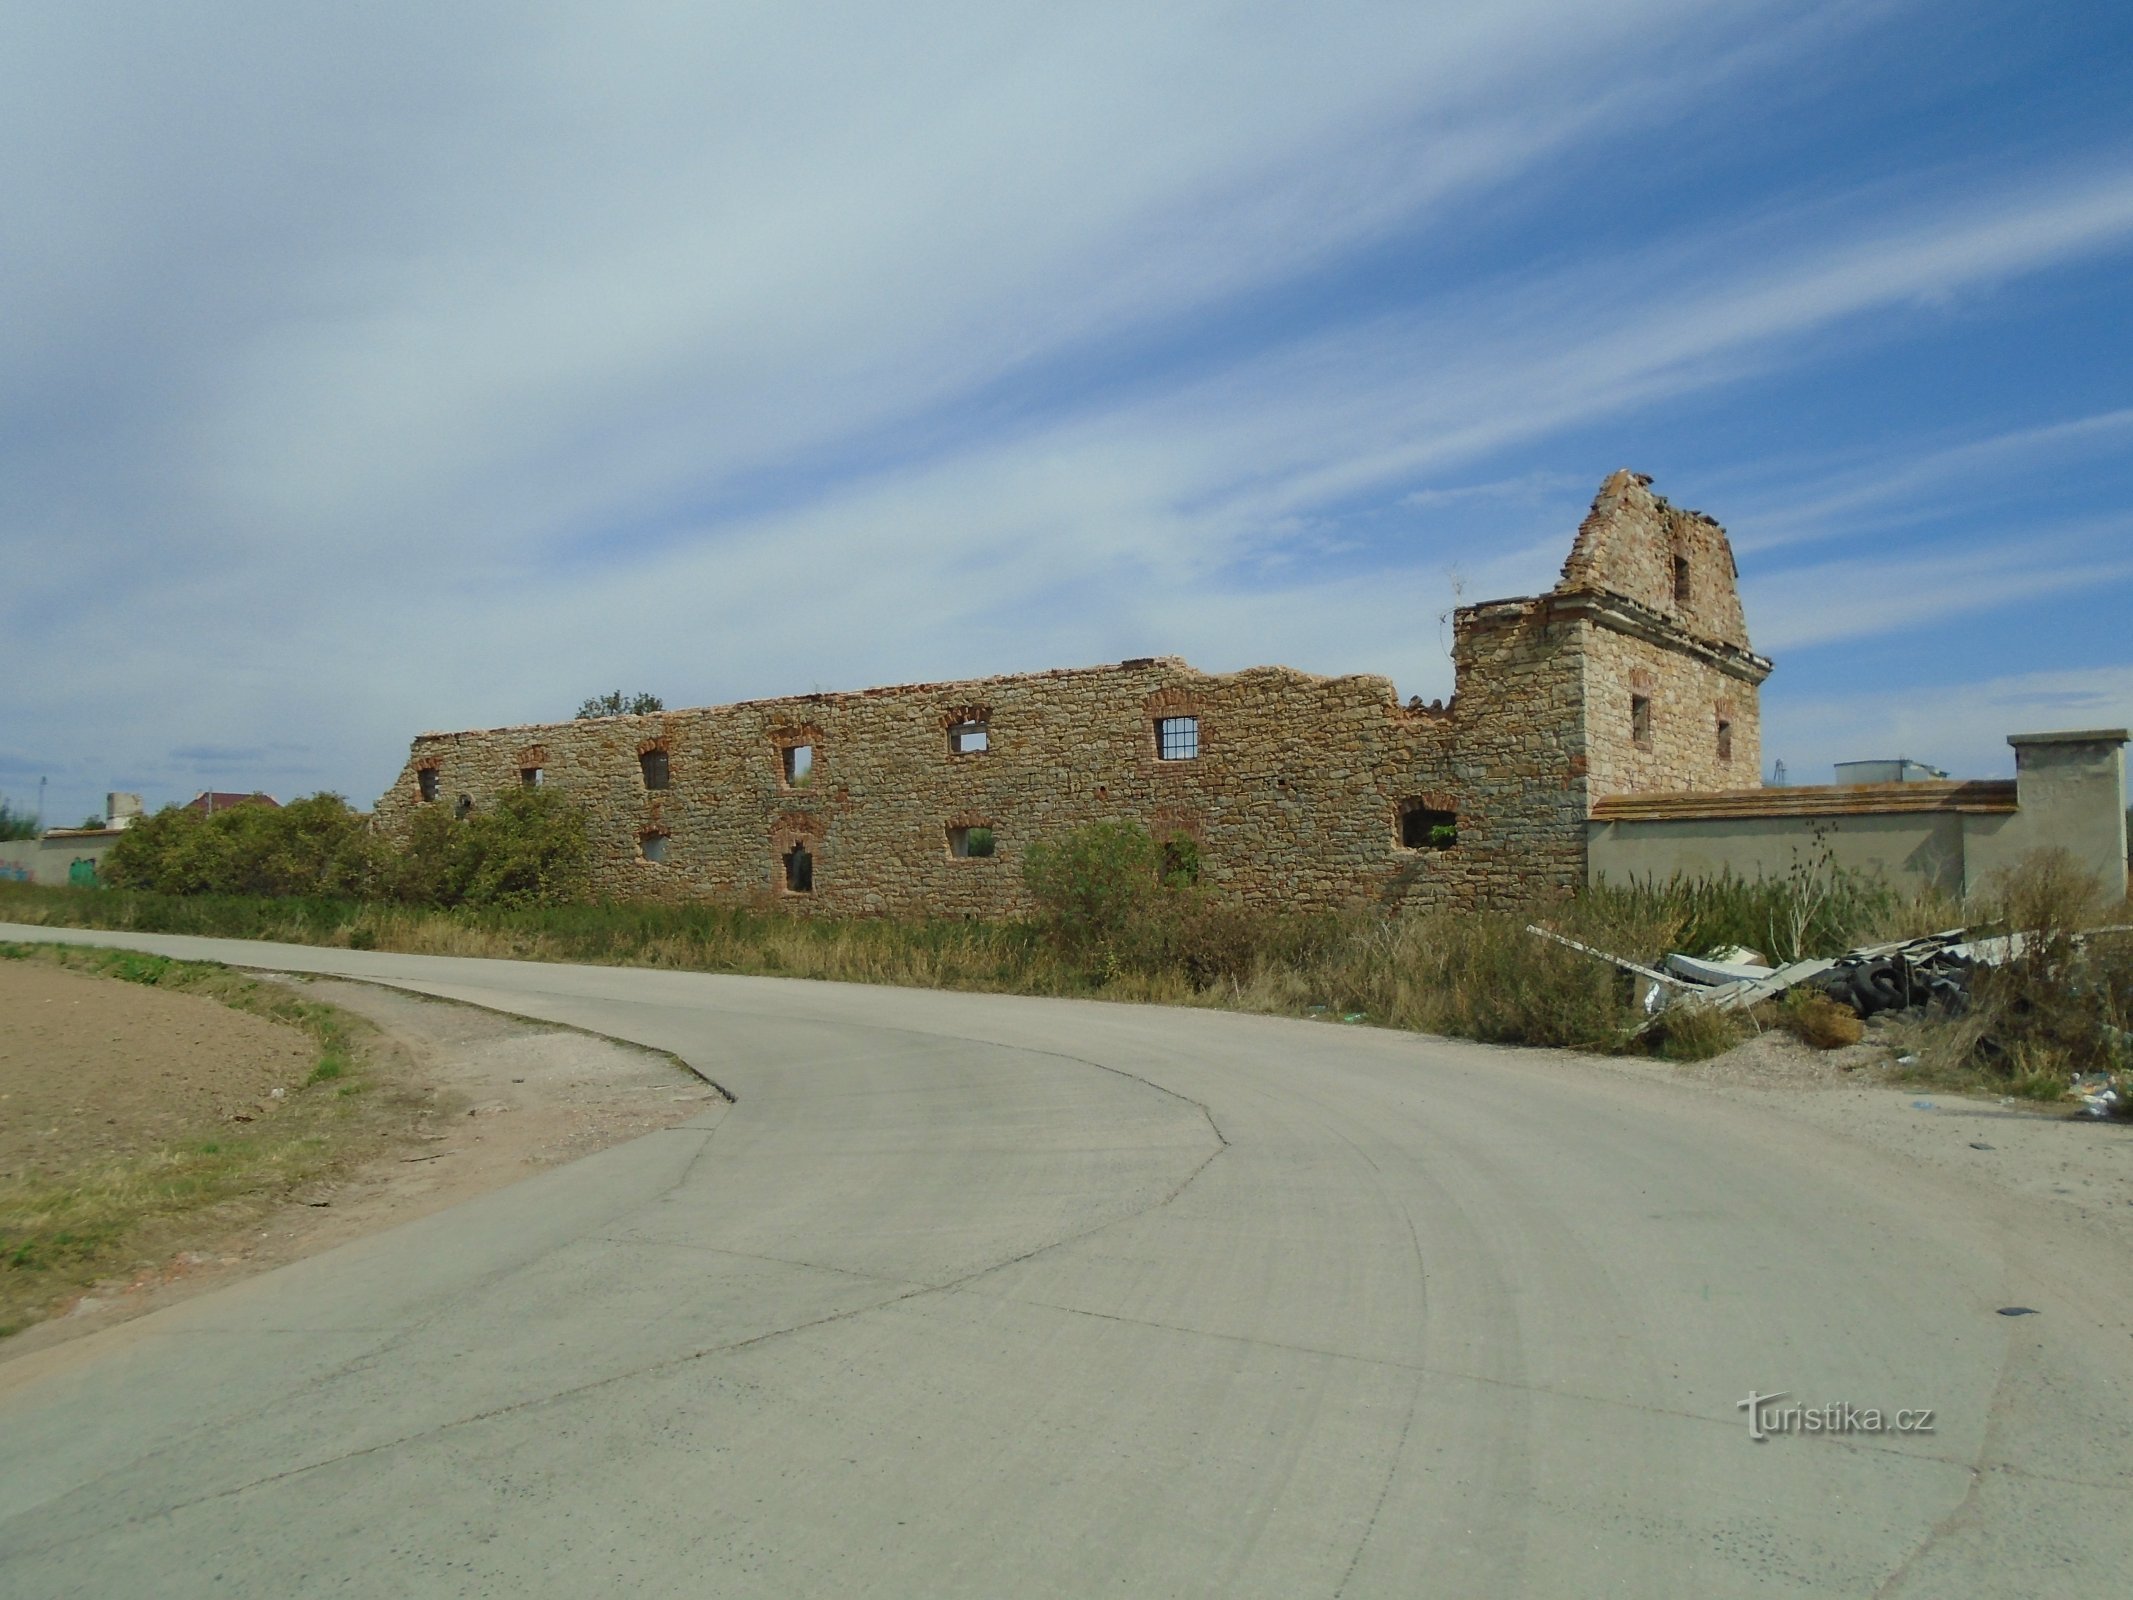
[1812,949,1974,1019]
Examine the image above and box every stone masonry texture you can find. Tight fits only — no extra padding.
[376,472,1772,916]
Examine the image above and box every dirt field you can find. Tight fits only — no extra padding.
[1,963,315,1182]
[0,957,721,1358]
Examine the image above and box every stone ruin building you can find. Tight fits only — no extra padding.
[376,471,1771,915]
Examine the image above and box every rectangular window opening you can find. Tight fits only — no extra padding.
[1631,694,1653,748]
[947,825,995,859]
[782,841,814,893]
[520,767,542,788]
[1155,715,1199,761]
[640,833,669,864]
[783,744,814,786]
[417,768,439,803]
[1399,804,1458,850]
[948,721,989,755]
[1716,717,1734,762]
[1672,553,1692,606]
[639,749,670,790]
[1160,837,1201,886]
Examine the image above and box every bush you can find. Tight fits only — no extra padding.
[419,785,591,908]
[0,797,36,842]
[101,787,591,911]
[1960,849,2130,1087]
[1022,821,1162,952]
[104,795,386,898]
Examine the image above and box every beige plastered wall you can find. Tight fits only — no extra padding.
[1588,731,2128,901]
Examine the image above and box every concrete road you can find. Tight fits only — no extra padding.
[1,926,2128,1597]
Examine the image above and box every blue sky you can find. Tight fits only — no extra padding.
[3,1,2129,827]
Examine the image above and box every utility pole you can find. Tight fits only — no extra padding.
[37,776,46,829]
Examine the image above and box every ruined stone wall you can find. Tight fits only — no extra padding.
[375,471,1768,918]
[378,659,1492,917]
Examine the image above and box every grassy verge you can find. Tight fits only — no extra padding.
[0,871,1966,1058]
[0,942,408,1338]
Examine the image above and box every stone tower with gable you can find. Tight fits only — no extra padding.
[1552,469,1770,802]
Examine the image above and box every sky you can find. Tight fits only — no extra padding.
[3,1,2129,827]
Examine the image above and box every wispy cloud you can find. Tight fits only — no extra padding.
[1729,408,2133,552]
[1,3,2127,825]
[1768,665,2133,782]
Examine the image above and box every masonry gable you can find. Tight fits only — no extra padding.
[1555,469,1752,652]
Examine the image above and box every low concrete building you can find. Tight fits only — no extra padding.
[0,794,141,887]
[1587,729,2129,899]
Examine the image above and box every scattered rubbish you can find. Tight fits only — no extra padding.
[1527,923,2133,1080]
[1663,951,1777,986]
[269,1087,285,1099]
[1969,1141,1994,1150]
[1996,1306,2040,1317]
[1340,1012,1368,1024]
[1911,1100,1936,1111]
[2075,1083,2123,1120]
[402,1152,451,1163]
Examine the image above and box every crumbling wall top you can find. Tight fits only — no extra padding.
[1554,470,1751,651]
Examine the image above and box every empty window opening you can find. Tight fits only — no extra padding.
[783,744,814,786]
[640,832,669,864]
[1399,803,1458,850]
[1716,716,1734,763]
[782,841,814,893]
[1160,836,1201,886]
[1631,694,1653,748]
[948,720,989,755]
[639,748,670,790]
[417,768,439,803]
[1672,553,1692,606]
[947,825,995,859]
[1155,716,1199,761]
[454,793,474,820]
[520,766,542,788]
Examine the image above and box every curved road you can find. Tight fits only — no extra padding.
[1,926,2128,1597]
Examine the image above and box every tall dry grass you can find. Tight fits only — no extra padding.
[0,850,2010,1070]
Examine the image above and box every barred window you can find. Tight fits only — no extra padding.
[639,748,670,790]
[417,768,439,802]
[1155,716,1199,761]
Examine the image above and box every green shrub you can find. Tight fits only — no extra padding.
[0,797,36,842]
[104,794,386,899]
[426,785,591,908]
[1022,821,1161,951]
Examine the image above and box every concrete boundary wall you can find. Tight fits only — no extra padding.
[1587,730,2128,898]
[0,830,124,888]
